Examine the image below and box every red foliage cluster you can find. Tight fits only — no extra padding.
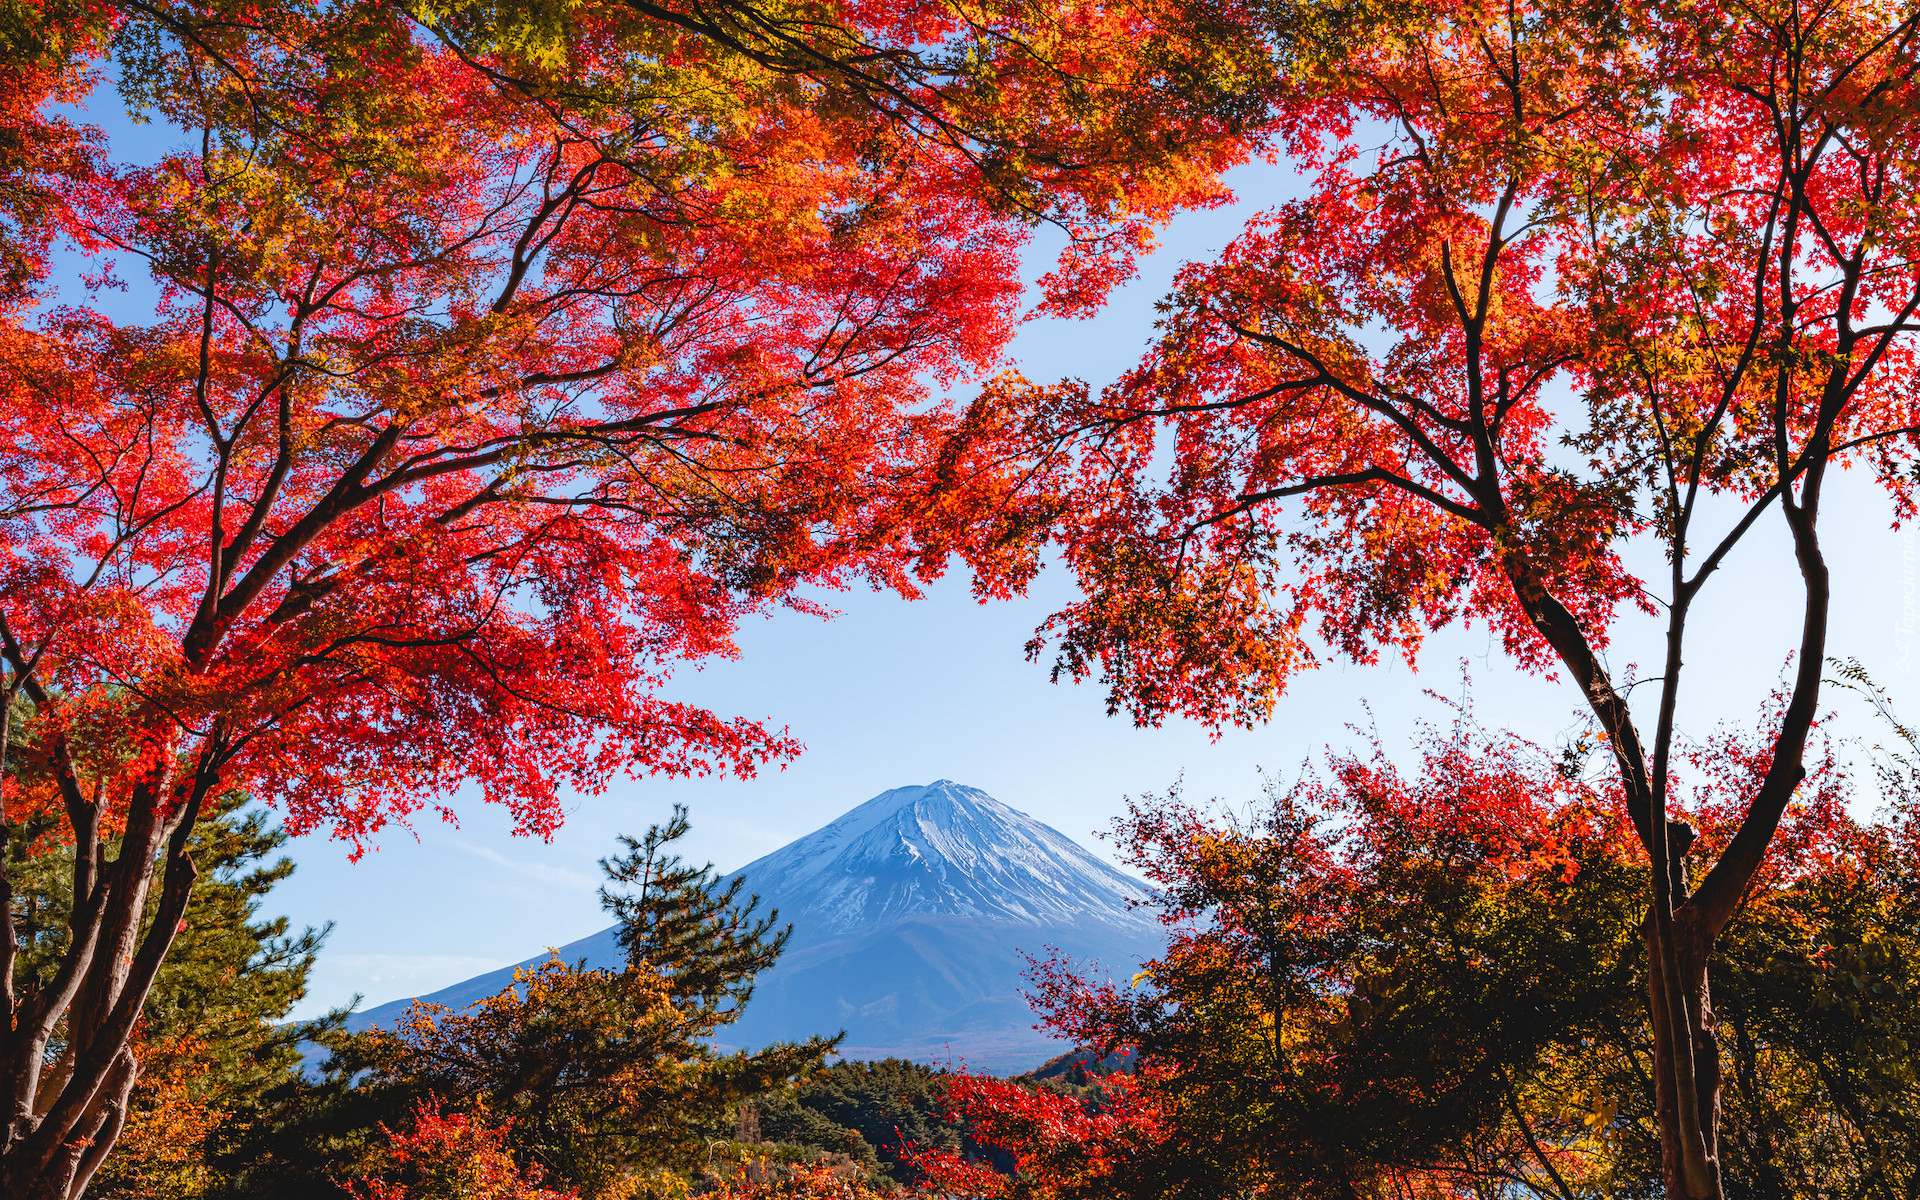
[939,702,1888,1197]
[912,1070,1167,1200]
[347,1100,577,1200]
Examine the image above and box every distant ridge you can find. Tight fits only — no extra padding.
[349,781,1164,1073]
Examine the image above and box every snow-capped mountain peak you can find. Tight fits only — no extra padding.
[735,779,1153,935]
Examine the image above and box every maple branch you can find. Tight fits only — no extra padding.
[1691,394,1839,935]
[1190,468,1483,537]
[1830,285,1920,410]
[1498,1067,1577,1200]
[1493,355,1574,430]
[1505,569,1657,852]
[189,423,405,665]
[7,872,109,1115]
[28,742,215,1176]
[0,616,92,831]
[493,150,606,314]
[1225,323,1485,499]
[64,1053,135,1200]
[1101,375,1326,421]
[1829,425,1920,456]
[211,369,301,575]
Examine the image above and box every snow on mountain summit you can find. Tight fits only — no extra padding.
[737,779,1154,935]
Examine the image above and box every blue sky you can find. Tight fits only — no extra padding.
[52,105,1916,1021]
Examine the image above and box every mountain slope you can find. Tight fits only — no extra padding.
[350,781,1163,1073]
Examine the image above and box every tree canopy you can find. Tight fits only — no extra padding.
[926,707,1920,1199]
[957,0,1920,1191]
[0,0,1270,1191]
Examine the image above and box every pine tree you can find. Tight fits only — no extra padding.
[598,805,791,1024]
[334,807,835,1199]
[754,1059,965,1187]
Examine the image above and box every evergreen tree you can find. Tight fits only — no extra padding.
[754,1059,964,1187]
[599,805,793,1028]
[330,806,836,1199]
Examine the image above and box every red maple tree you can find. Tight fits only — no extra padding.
[932,700,1893,1197]
[346,1099,577,1200]
[965,0,1920,1194]
[0,0,1267,1194]
[912,1069,1168,1200]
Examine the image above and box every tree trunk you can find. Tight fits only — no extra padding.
[1646,905,1724,1200]
[0,760,205,1200]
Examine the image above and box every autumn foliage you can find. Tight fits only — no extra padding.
[921,700,1920,1197]
[96,1030,227,1200]
[345,1100,577,1200]
[700,1162,899,1200]
[0,0,1268,1191]
[960,0,1920,1193]
[912,1070,1165,1200]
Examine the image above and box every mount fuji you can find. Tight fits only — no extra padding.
[348,781,1165,1073]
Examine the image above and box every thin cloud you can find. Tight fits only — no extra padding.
[454,842,598,890]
